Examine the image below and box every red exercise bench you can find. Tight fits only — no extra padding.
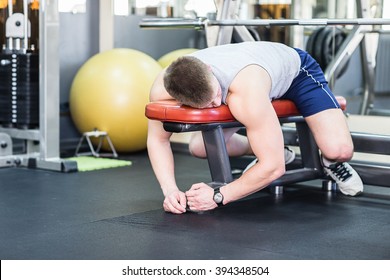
[145,97,347,191]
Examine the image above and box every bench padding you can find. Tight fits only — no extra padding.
[145,96,346,123]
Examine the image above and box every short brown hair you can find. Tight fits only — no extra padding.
[163,56,213,107]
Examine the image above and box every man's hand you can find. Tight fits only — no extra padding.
[163,190,187,214]
[185,183,217,212]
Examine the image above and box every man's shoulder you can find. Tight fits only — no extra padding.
[230,65,271,88]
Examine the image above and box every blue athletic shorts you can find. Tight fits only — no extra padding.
[282,48,341,117]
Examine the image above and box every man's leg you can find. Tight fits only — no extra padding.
[189,128,251,158]
[305,108,353,161]
[305,108,363,196]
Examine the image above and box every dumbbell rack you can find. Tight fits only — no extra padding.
[0,0,76,172]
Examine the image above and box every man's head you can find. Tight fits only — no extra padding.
[163,56,221,108]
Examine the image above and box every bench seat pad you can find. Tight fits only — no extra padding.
[145,96,346,124]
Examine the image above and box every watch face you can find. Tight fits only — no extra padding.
[214,192,223,203]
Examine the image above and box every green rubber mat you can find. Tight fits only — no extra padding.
[67,156,132,172]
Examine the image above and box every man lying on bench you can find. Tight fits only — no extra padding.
[147,41,363,214]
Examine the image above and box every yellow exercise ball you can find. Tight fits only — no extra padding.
[69,48,162,153]
[157,48,198,68]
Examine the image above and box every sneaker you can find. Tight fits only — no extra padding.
[321,156,363,196]
[284,147,295,165]
[243,147,296,173]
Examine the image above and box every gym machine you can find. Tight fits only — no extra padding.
[305,0,389,116]
[0,0,76,172]
[140,0,390,189]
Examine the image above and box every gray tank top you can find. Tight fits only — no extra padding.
[190,41,301,104]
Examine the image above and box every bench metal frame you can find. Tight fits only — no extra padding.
[164,115,390,190]
[164,115,328,190]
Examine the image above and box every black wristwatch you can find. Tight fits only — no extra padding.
[213,187,224,207]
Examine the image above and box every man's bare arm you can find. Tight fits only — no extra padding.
[147,69,187,213]
[220,65,286,204]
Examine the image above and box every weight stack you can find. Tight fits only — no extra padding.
[0,52,39,129]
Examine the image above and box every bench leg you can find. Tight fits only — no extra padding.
[202,126,233,184]
[296,122,323,171]
[269,122,324,187]
[269,185,284,195]
[322,180,338,191]
[200,121,325,190]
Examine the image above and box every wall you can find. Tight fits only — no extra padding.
[59,1,99,148]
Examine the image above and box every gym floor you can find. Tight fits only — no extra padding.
[1,149,389,260]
